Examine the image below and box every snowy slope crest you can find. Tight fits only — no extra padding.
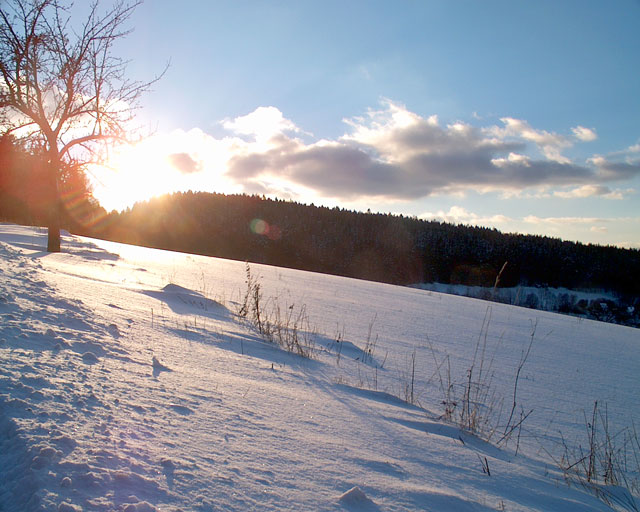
[1,224,638,511]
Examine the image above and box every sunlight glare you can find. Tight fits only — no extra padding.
[88,131,238,212]
[89,139,176,211]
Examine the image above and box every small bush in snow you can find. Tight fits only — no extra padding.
[427,307,535,449]
[236,263,316,358]
[555,401,640,512]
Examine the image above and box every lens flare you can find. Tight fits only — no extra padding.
[250,218,282,240]
[250,218,268,235]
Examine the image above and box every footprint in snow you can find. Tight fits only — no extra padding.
[152,356,170,370]
[152,356,172,377]
[169,404,194,415]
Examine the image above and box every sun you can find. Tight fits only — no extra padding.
[89,137,191,212]
[88,130,246,212]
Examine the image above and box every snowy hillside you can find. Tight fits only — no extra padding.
[1,224,638,511]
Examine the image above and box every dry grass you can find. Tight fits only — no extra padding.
[551,402,640,511]
[425,307,535,450]
[235,263,316,358]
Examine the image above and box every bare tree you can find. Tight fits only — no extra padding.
[0,0,162,251]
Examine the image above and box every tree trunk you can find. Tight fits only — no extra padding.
[46,157,61,252]
[47,208,61,252]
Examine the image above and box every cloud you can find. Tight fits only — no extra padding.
[485,117,572,163]
[518,215,640,247]
[553,184,633,200]
[491,152,531,168]
[600,140,640,161]
[571,126,597,142]
[117,101,638,208]
[167,152,202,174]
[522,215,613,240]
[226,100,612,201]
[413,207,640,248]
[523,215,606,225]
[420,206,512,226]
[588,156,640,182]
[222,106,301,142]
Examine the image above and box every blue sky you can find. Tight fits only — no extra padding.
[89,1,640,248]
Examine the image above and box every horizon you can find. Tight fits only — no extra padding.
[100,189,640,252]
[75,1,639,248]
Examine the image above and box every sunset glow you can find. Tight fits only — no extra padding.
[89,142,160,211]
[89,132,239,212]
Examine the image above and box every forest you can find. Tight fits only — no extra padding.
[95,191,640,297]
[2,136,639,319]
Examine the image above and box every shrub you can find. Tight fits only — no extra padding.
[555,402,640,511]
[235,263,315,358]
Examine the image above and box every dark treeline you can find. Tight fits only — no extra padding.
[96,191,640,298]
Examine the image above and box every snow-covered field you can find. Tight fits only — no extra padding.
[1,223,638,511]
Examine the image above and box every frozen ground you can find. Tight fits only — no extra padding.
[0,223,638,511]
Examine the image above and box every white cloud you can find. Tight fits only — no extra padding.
[223,106,300,142]
[628,142,640,153]
[227,102,606,200]
[523,215,605,225]
[415,211,640,248]
[341,99,427,162]
[420,206,512,226]
[571,126,597,142]
[491,152,531,168]
[590,155,640,182]
[553,184,632,200]
[599,140,640,161]
[520,215,610,240]
[518,215,640,246]
[486,117,571,163]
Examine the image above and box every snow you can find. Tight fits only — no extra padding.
[1,223,638,511]
[412,281,635,325]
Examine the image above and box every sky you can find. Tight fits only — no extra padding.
[86,0,640,248]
